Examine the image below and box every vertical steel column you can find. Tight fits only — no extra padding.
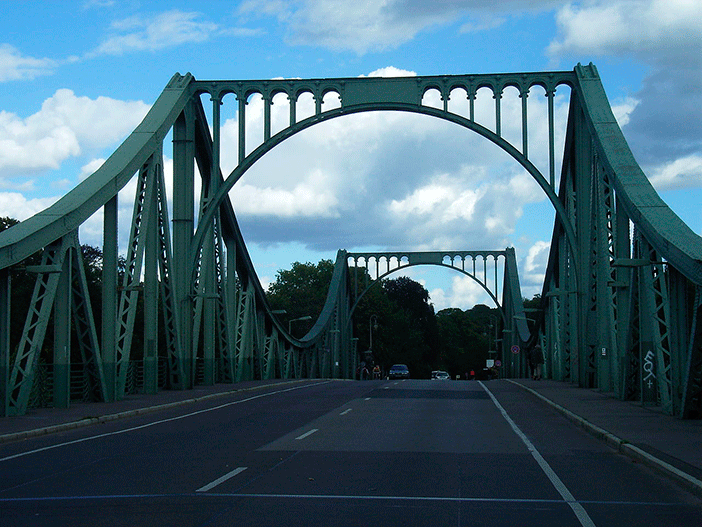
[681,287,702,418]
[143,161,159,395]
[573,101,592,387]
[198,225,216,386]
[288,93,297,126]
[314,92,322,115]
[0,268,9,416]
[102,195,118,402]
[600,179,617,391]
[637,254,659,407]
[612,196,632,399]
[154,163,185,390]
[236,283,255,381]
[263,331,277,379]
[115,160,157,397]
[255,310,266,379]
[201,94,223,387]
[547,88,556,188]
[173,103,195,389]
[468,90,475,122]
[263,94,272,141]
[53,244,72,409]
[223,239,237,382]
[668,267,690,415]
[548,287,563,380]
[238,94,246,164]
[494,89,502,137]
[520,87,529,158]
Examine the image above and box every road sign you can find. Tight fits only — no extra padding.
[495,360,502,367]
[511,345,520,354]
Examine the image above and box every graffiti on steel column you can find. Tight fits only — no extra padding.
[642,348,658,404]
[643,350,656,388]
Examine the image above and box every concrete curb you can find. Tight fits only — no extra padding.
[507,379,702,498]
[0,379,307,445]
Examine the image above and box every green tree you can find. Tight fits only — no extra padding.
[381,276,439,378]
[436,304,500,378]
[266,259,335,337]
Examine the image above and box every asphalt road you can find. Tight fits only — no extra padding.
[1,379,700,526]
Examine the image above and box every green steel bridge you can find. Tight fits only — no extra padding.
[1,64,700,419]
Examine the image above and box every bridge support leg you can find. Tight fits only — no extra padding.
[0,268,9,416]
[173,104,195,389]
[613,196,631,399]
[53,250,72,409]
[144,179,159,395]
[102,196,118,402]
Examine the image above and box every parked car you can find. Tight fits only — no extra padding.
[433,371,450,380]
[388,364,410,379]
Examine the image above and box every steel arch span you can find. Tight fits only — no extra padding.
[345,248,531,378]
[1,64,701,418]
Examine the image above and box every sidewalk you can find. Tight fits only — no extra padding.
[509,379,702,497]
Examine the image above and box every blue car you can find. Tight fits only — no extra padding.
[388,364,410,379]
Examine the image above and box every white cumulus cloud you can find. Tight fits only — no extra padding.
[647,154,702,191]
[239,0,562,54]
[0,89,149,174]
[548,0,702,58]
[92,10,219,56]
[0,44,57,82]
[0,192,59,221]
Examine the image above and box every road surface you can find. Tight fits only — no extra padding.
[1,379,700,526]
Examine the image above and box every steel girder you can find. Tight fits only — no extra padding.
[345,249,530,377]
[682,287,702,418]
[5,232,107,415]
[115,155,155,397]
[0,269,9,415]
[114,150,184,399]
[502,247,531,378]
[2,65,701,418]
[346,251,507,317]
[540,64,702,417]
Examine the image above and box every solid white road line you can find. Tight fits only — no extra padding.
[0,381,331,463]
[295,428,319,440]
[196,467,248,493]
[340,408,352,415]
[480,381,597,527]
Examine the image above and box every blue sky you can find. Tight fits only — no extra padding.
[1,1,700,311]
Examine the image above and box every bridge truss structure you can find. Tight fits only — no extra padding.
[1,64,700,418]
[345,249,530,375]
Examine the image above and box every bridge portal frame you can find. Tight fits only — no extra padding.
[344,248,531,378]
[0,65,700,418]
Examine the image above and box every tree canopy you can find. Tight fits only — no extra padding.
[266,259,335,337]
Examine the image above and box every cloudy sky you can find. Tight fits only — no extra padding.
[1,0,700,311]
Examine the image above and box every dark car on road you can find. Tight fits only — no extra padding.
[388,364,410,379]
